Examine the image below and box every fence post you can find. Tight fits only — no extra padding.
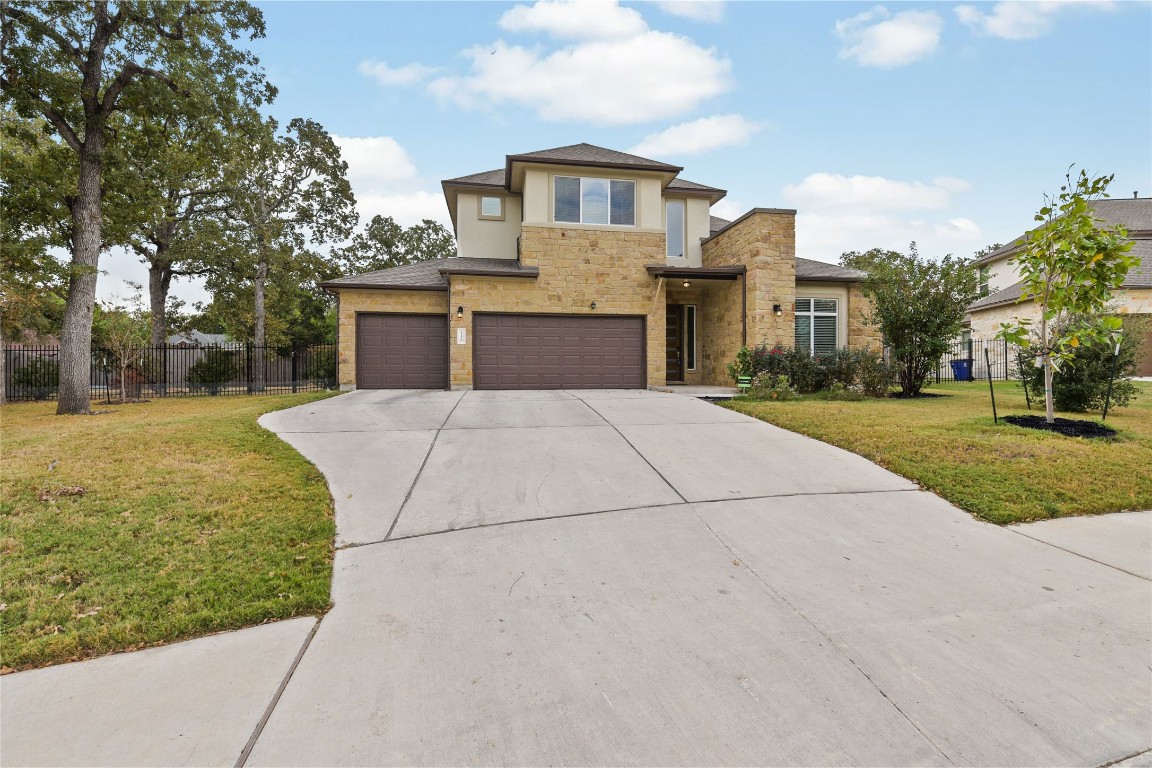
[246,343,254,394]
[291,346,298,394]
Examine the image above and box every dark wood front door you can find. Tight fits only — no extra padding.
[666,304,684,383]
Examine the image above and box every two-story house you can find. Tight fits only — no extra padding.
[321,143,878,390]
[966,196,1152,376]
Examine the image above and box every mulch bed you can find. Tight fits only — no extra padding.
[1002,414,1117,439]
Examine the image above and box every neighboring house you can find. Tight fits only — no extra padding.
[321,143,878,390]
[167,331,232,348]
[966,196,1152,376]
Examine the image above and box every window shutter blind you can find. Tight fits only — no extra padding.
[554,177,580,223]
[611,181,636,226]
[795,315,811,352]
[813,316,837,353]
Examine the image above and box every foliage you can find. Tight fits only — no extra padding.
[185,347,238,395]
[0,393,335,670]
[1,0,270,414]
[728,344,894,397]
[93,295,151,402]
[842,244,979,396]
[337,215,456,274]
[304,346,337,387]
[996,169,1138,423]
[747,373,798,401]
[1019,314,1145,412]
[12,358,59,400]
[726,381,1152,525]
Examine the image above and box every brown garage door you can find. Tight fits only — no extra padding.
[356,313,449,389]
[473,314,645,390]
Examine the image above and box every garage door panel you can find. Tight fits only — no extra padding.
[357,314,448,390]
[473,314,645,390]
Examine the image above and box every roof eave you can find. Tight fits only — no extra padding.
[319,281,448,293]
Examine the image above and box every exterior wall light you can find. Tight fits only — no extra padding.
[590,301,597,310]
[683,280,691,288]
[456,306,464,319]
[773,303,783,317]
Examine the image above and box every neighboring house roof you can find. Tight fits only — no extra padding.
[168,331,231,346]
[795,258,866,282]
[969,239,1152,312]
[505,143,682,173]
[319,257,539,292]
[973,197,1152,267]
[709,215,732,235]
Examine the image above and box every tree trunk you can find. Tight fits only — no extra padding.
[148,258,174,347]
[253,257,267,392]
[57,136,105,415]
[1043,357,1055,424]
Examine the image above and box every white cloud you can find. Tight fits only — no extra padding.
[710,197,746,222]
[783,173,964,211]
[428,30,730,125]
[332,135,419,191]
[955,1,1116,40]
[784,172,982,263]
[628,114,761,157]
[500,0,647,39]
[358,59,438,86]
[655,1,725,23]
[355,191,452,229]
[331,136,449,229]
[835,6,943,68]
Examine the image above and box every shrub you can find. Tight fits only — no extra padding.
[728,345,895,398]
[1020,317,1144,412]
[12,357,59,400]
[747,372,798,401]
[812,382,864,401]
[186,347,237,395]
[856,348,896,397]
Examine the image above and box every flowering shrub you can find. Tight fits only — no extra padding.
[747,372,798,401]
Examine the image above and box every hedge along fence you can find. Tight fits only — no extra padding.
[3,343,337,402]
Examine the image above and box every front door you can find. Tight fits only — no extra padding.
[666,304,684,383]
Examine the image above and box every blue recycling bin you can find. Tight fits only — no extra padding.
[950,359,973,382]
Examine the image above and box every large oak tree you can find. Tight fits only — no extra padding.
[1,1,269,413]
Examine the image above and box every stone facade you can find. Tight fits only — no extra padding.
[847,283,883,349]
[702,211,796,351]
[448,225,667,388]
[335,288,449,387]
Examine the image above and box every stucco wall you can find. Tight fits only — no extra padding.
[983,253,1021,294]
[448,225,667,388]
[455,192,522,260]
[335,288,450,388]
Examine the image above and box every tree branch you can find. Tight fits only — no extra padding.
[1,5,85,65]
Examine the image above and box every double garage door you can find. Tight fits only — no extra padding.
[355,312,645,390]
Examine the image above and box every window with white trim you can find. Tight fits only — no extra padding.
[666,200,685,258]
[794,298,838,354]
[554,176,635,226]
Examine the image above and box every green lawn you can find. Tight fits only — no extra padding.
[0,392,337,672]
[724,381,1152,525]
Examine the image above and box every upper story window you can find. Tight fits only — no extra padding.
[554,176,635,226]
[480,195,504,220]
[666,200,685,258]
[978,266,990,297]
[795,298,839,355]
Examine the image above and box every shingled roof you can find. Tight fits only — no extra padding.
[442,169,505,188]
[974,197,1152,266]
[319,258,538,292]
[506,143,682,173]
[795,258,866,282]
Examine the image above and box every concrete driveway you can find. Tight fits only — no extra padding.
[4,389,1149,767]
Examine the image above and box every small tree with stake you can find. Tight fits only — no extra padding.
[996,169,1137,424]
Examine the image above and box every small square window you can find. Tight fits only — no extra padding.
[480,196,503,219]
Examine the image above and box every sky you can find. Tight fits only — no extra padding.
[97,0,1152,305]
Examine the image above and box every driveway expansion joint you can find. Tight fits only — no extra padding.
[1007,526,1152,582]
[234,617,323,768]
[690,506,959,767]
[383,389,469,541]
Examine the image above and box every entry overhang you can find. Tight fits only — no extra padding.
[645,264,746,281]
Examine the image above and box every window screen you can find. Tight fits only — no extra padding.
[554,176,580,223]
[610,181,635,226]
[666,201,685,258]
[582,178,610,224]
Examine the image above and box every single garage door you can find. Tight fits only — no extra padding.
[356,313,449,389]
[473,313,646,390]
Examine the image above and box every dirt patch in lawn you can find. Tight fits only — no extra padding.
[1002,415,1117,439]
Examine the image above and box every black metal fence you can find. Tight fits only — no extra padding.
[3,343,337,402]
[935,338,1023,382]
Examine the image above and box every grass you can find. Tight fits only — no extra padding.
[0,392,338,672]
[724,381,1152,525]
